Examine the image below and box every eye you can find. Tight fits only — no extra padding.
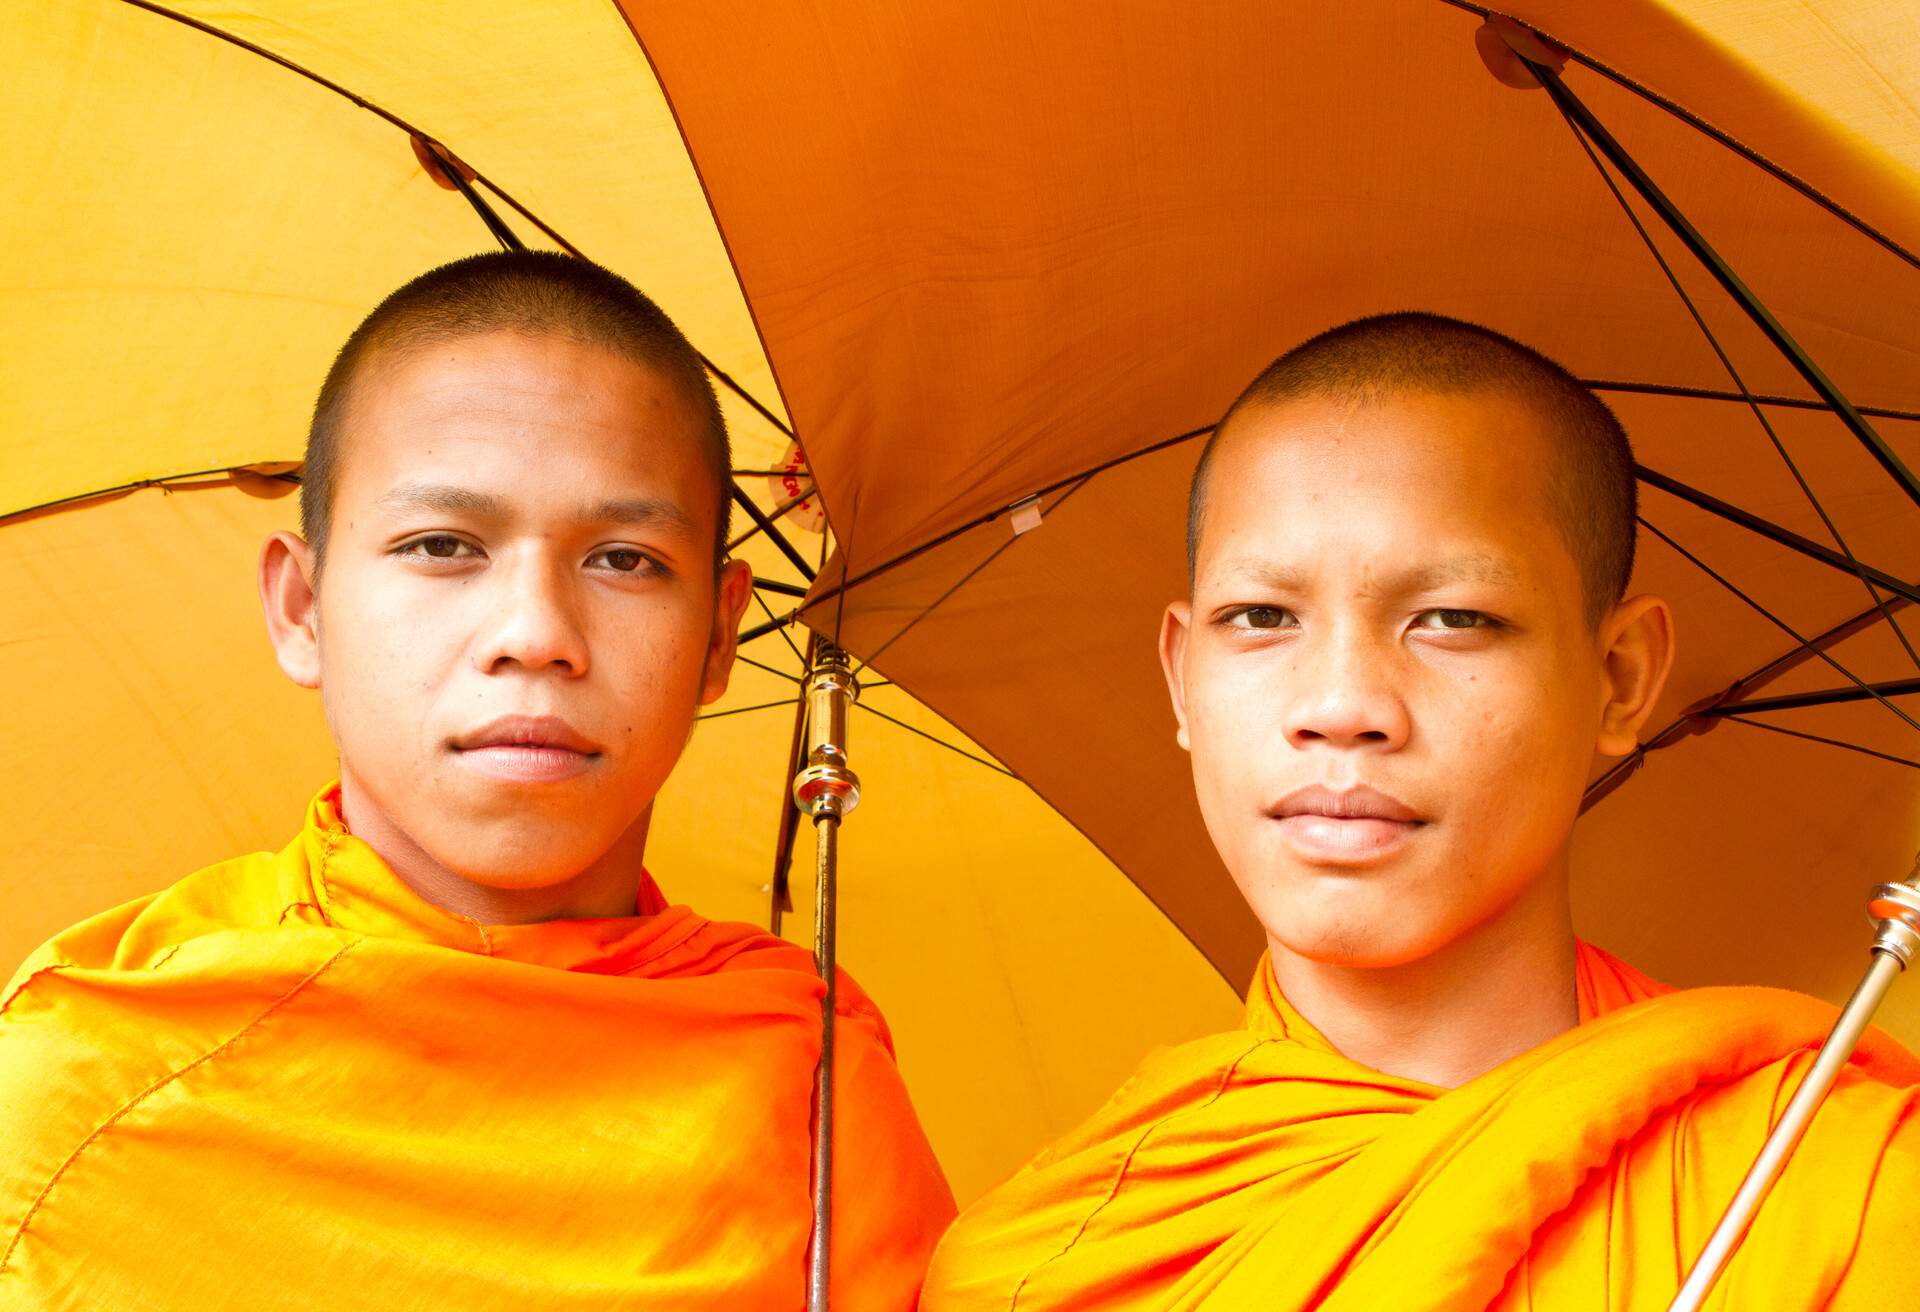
[397,534,478,560]
[1223,606,1297,631]
[588,546,662,576]
[1413,608,1495,631]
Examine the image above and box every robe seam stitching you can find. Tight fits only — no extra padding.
[1006,1035,1268,1309]
[310,825,342,927]
[0,940,361,1275]
[0,963,75,1019]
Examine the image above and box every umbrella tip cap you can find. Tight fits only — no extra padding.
[1475,16,1569,90]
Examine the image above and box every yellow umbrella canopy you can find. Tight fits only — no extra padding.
[4,0,1918,1207]
[0,0,1240,1207]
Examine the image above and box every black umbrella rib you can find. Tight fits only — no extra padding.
[730,485,816,581]
[1548,82,1920,673]
[1583,591,1912,811]
[1584,382,1920,425]
[696,698,800,722]
[1524,56,1920,510]
[1638,516,1920,735]
[1702,679,1920,718]
[417,141,527,252]
[1719,715,1920,772]
[1634,467,1920,608]
[851,701,1018,778]
[729,484,818,553]
[1436,0,1920,274]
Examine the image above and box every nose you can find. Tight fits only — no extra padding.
[1280,626,1410,752]
[473,554,590,677]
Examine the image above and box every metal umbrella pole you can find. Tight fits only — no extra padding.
[1668,858,1920,1311]
[793,644,860,1312]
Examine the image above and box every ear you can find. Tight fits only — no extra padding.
[1594,593,1675,757]
[1159,601,1196,752]
[699,559,756,706]
[260,532,322,689]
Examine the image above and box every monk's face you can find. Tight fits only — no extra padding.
[1164,389,1661,970]
[294,330,747,894]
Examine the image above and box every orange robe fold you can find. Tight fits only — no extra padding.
[0,787,955,1310]
[922,943,1920,1310]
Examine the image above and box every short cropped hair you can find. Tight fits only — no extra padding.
[301,250,729,574]
[1188,312,1636,625]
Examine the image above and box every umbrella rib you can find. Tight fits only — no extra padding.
[1718,715,1920,772]
[851,702,1017,779]
[1584,592,1913,811]
[729,483,817,553]
[1639,516,1920,735]
[735,652,803,684]
[1525,55,1920,510]
[747,582,808,665]
[696,697,800,722]
[1582,382,1920,426]
[858,476,1097,673]
[109,0,796,445]
[1550,88,1920,675]
[1433,0,1920,274]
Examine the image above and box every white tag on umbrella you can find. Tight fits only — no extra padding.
[1009,496,1044,536]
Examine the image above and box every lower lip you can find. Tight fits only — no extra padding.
[454,745,596,783]
[1273,814,1423,863]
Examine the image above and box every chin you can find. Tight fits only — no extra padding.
[429,830,612,891]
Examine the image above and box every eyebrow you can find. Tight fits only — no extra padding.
[372,483,700,539]
[1216,554,1522,592]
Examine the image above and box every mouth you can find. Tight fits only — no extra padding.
[1265,784,1427,864]
[450,715,601,784]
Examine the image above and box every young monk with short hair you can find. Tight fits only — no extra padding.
[0,251,954,1309]
[921,313,1919,1309]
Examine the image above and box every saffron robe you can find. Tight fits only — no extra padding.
[921,943,1920,1310]
[0,787,955,1310]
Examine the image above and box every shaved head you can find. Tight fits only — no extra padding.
[1189,313,1636,625]
[301,250,730,574]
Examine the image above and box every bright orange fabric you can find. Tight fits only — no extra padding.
[0,786,954,1309]
[922,942,1920,1310]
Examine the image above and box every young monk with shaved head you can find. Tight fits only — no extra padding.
[922,313,1920,1309]
[0,251,953,1309]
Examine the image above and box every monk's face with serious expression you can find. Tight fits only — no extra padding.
[262,330,751,917]
[1161,389,1671,972]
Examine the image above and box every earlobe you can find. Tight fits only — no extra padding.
[259,532,322,689]
[700,559,755,706]
[1159,602,1194,752]
[1595,594,1676,758]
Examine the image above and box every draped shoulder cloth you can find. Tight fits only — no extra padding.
[1,787,955,1310]
[922,942,1920,1310]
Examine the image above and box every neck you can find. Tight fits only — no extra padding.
[1266,866,1578,1088]
[335,774,654,924]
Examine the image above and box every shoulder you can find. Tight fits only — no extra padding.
[3,846,296,999]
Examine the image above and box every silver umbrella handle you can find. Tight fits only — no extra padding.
[1669,859,1920,1311]
[794,646,861,1312]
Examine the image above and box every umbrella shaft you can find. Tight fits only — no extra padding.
[808,811,840,1312]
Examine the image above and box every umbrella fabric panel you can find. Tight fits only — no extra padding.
[626,0,1920,575]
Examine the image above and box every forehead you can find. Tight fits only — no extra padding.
[1198,389,1573,588]
[335,329,717,522]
